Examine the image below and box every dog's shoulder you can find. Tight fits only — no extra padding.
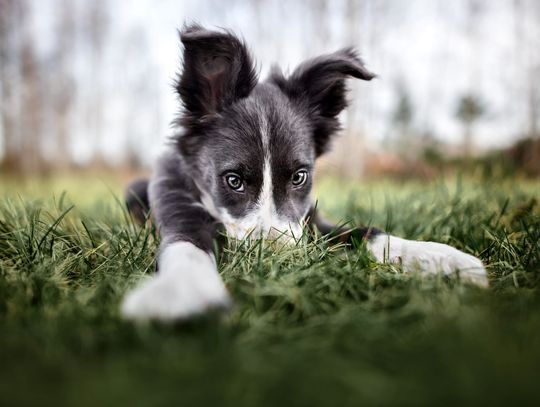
[148,147,200,209]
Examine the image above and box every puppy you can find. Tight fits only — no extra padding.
[122,24,487,320]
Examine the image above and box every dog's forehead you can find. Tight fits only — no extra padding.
[250,83,310,136]
[216,84,314,159]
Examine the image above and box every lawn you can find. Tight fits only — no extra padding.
[0,174,539,406]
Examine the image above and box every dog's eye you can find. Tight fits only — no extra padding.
[291,170,308,187]
[225,173,245,192]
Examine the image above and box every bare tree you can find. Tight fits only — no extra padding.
[456,94,485,156]
[121,28,162,169]
[49,0,77,168]
[344,0,362,137]
[526,1,540,138]
[20,31,44,173]
[338,0,365,177]
[512,0,540,139]
[83,0,108,165]
[0,0,23,171]
[392,84,414,155]
[312,0,330,50]
[0,0,45,174]
[457,0,485,156]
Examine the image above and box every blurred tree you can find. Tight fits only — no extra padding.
[121,28,162,170]
[341,0,365,177]
[0,0,23,171]
[456,94,485,156]
[0,0,45,174]
[525,1,540,139]
[392,85,414,154]
[512,0,540,139]
[313,0,330,51]
[83,0,108,166]
[343,0,361,135]
[50,0,76,169]
[19,29,44,174]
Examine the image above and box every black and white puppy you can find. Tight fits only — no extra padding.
[122,24,487,320]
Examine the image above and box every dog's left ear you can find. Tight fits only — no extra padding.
[176,24,258,125]
[270,48,375,156]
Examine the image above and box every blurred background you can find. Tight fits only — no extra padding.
[1,0,540,180]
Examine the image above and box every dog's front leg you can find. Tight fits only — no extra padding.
[121,240,231,320]
[121,157,231,321]
[310,209,488,287]
[367,234,488,287]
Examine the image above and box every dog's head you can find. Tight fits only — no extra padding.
[174,24,375,240]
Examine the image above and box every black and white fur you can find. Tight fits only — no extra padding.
[122,25,487,320]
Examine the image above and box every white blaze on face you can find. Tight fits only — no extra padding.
[212,157,302,241]
[199,115,304,242]
[232,157,303,241]
[257,158,279,231]
[233,112,303,241]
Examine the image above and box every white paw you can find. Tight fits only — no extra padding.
[368,235,488,287]
[121,242,231,320]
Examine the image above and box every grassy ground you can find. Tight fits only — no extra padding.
[0,174,539,406]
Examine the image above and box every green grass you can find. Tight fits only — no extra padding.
[1,175,539,406]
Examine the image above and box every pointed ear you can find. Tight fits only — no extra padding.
[270,48,375,156]
[176,24,258,125]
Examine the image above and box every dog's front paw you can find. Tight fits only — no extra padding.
[121,272,231,320]
[368,235,488,287]
[405,241,488,287]
[121,242,231,320]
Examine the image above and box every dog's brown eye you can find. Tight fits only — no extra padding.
[225,173,244,192]
[291,170,308,187]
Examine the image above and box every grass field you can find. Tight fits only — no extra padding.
[1,174,539,406]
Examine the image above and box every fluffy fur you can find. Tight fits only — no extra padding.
[123,24,487,320]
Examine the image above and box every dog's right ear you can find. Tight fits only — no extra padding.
[176,24,258,126]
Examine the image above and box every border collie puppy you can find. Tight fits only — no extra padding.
[122,24,487,320]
